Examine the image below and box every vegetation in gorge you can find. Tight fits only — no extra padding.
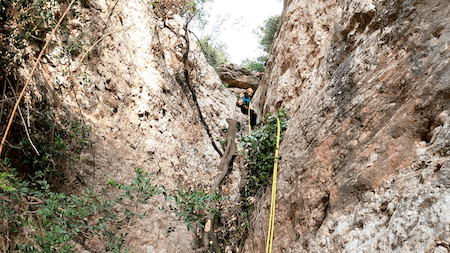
[1,156,223,252]
[237,110,289,241]
[241,110,289,197]
[151,0,212,23]
[0,0,288,252]
[0,84,222,252]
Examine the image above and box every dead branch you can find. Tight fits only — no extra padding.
[201,118,237,252]
[0,80,6,126]
[0,97,20,104]
[17,105,39,155]
[6,78,39,155]
[26,99,30,128]
[26,196,43,205]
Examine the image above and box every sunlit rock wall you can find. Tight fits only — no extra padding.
[247,0,450,252]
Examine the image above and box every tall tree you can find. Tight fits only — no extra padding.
[255,15,280,54]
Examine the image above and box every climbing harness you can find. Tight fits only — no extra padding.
[265,117,281,253]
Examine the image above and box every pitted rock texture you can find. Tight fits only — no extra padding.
[217,63,262,90]
[17,0,241,252]
[247,0,450,252]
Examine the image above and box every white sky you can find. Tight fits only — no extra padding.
[192,0,284,65]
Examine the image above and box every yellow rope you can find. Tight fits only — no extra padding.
[266,117,281,253]
[245,86,280,252]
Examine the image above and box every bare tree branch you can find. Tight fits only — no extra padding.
[6,78,39,156]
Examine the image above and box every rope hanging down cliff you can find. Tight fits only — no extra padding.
[266,116,281,253]
[243,85,282,253]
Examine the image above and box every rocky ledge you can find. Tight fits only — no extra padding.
[217,63,262,90]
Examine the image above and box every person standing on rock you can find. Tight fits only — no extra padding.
[237,88,257,128]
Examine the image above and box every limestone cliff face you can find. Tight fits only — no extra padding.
[16,0,242,251]
[248,0,450,252]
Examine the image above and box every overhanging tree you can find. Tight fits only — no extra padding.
[255,15,281,54]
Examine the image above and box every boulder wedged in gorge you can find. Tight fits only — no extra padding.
[247,0,450,252]
[217,63,262,89]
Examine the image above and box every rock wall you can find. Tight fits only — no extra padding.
[248,0,450,252]
[16,0,243,251]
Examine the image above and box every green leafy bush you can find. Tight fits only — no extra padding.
[240,109,289,199]
[109,167,161,205]
[0,172,16,192]
[2,164,224,252]
[242,15,280,73]
[0,165,128,252]
[0,0,82,77]
[110,168,225,232]
[236,110,289,237]
[165,187,225,231]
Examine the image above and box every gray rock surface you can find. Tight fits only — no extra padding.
[246,0,450,252]
[16,0,242,252]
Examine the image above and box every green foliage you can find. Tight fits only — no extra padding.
[216,136,226,150]
[197,36,228,70]
[0,90,92,185]
[64,32,86,57]
[165,187,225,231]
[0,166,130,252]
[109,167,161,205]
[150,0,212,26]
[235,109,289,240]
[182,0,213,25]
[244,15,280,72]
[110,168,225,232]
[1,165,187,252]
[1,105,222,251]
[241,56,266,72]
[80,72,94,87]
[0,172,16,192]
[240,109,289,198]
[254,15,281,54]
